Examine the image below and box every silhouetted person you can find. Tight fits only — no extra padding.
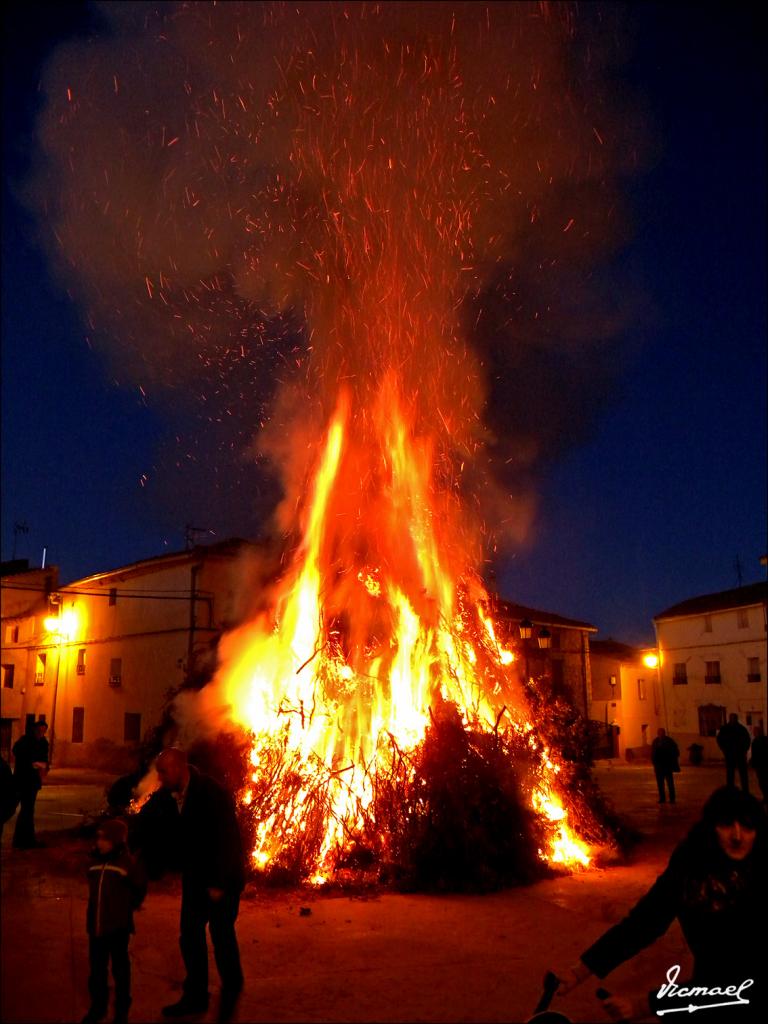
[651,728,679,804]
[750,726,768,804]
[717,713,751,792]
[152,749,245,1022]
[555,787,768,1022]
[12,720,49,848]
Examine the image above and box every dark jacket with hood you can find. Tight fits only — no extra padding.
[86,846,146,937]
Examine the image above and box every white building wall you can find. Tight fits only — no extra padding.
[0,546,256,771]
[51,553,248,770]
[1,568,61,755]
[657,601,766,758]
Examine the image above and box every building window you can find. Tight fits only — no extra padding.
[77,649,87,676]
[698,704,726,737]
[672,663,688,685]
[2,664,14,689]
[637,678,646,701]
[72,707,85,744]
[109,657,122,687]
[737,608,749,629]
[109,588,118,606]
[704,660,721,684]
[34,653,46,685]
[703,615,712,633]
[747,657,761,682]
[124,713,142,743]
[5,625,19,644]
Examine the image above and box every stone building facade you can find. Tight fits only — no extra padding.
[654,581,767,759]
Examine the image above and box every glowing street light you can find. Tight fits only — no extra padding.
[642,652,659,669]
[44,605,80,767]
[44,609,78,640]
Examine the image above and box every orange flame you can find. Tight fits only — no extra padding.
[208,379,592,879]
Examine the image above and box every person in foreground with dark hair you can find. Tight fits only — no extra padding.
[554,787,767,1022]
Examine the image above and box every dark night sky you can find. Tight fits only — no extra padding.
[2,3,766,645]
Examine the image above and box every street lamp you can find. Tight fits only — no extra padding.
[642,648,663,725]
[44,604,79,766]
[537,628,552,650]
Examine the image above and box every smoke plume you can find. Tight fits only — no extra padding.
[28,0,645,551]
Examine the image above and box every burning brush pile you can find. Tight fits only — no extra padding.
[194,380,610,888]
[35,2,638,887]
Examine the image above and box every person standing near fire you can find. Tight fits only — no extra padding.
[152,748,245,1022]
[82,818,146,1024]
[651,727,679,804]
[717,713,751,792]
[11,719,49,848]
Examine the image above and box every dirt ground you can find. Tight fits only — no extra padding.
[0,761,751,1023]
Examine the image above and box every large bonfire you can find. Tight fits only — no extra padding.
[204,378,601,884]
[39,2,625,884]
[187,2,609,885]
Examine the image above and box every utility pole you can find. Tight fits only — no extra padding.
[187,562,201,686]
[734,554,744,588]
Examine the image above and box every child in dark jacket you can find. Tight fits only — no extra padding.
[83,818,146,1024]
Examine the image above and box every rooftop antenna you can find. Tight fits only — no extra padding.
[12,521,29,559]
[734,554,744,588]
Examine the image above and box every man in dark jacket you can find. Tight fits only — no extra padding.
[12,720,49,848]
[651,728,680,804]
[717,713,751,792]
[153,748,245,1021]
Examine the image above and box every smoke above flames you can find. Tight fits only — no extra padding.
[27,0,645,549]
